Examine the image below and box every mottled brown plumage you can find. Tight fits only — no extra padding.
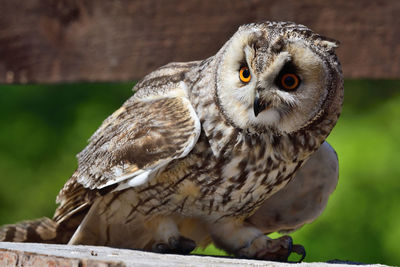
[0,21,343,262]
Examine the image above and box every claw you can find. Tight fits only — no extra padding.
[169,236,196,254]
[152,236,196,255]
[255,235,306,262]
[153,242,172,253]
[290,244,306,263]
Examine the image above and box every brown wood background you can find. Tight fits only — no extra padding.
[1,0,399,84]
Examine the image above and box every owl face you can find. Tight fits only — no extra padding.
[215,22,340,134]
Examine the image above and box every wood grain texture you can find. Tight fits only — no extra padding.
[0,242,392,267]
[0,0,399,83]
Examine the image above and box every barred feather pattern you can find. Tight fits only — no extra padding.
[0,22,343,261]
[0,218,58,243]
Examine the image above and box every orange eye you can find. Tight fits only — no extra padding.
[239,66,251,83]
[280,73,300,90]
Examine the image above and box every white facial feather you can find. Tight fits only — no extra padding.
[216,27,331,134]
[216,31,258,129]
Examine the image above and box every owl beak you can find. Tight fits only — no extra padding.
[253,94,266,117]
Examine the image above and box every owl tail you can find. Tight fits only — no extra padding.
[0,217,70,244]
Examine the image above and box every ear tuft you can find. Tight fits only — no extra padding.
[315,37,340,51]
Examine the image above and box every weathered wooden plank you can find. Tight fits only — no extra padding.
[0,242,392,267]
[0,0,399,83]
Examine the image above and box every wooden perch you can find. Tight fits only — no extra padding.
[0,242,393,267]
[0,0,399,84]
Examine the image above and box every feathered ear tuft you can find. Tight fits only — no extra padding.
[315,37,340,51]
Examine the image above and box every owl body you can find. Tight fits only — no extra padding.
[1,22,343,261]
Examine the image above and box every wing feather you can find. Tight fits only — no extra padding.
[55,66,201,225]
[76,95,200,190]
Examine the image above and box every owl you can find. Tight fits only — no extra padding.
[0,21,343,262]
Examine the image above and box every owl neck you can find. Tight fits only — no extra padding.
[197,98,342,165]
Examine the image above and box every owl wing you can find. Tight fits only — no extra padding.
[78,93,200,191]
[55,82,200,223]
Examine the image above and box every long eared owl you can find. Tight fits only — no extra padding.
[0,21,343,262]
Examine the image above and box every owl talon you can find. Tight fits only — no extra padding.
[153,242,171,253]
[291,244,306,262]
[169,236,197,254]
[255,235,305,262]
[153,236,196,255]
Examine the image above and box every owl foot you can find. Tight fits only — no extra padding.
[255,236,305,262]
[152,236,196,255]
[236,235,305,262]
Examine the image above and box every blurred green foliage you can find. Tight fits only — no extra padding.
[0,80,399,265]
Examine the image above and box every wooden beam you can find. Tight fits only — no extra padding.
[1,0,399,83]
[0,242,390,267]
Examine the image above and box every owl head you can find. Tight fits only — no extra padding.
[215,22,343,135]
